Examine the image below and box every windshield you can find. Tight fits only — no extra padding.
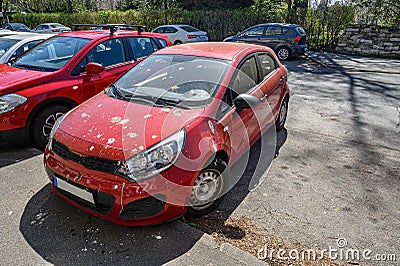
[0,39,18,57]
[13,36,90,72]
[109,54,230,108]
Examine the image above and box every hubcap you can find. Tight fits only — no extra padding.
[42,112,64,138]
[189,170,222,210]
[278,48,289,60]
[279,102,287,128]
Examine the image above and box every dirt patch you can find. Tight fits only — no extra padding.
[186,214,350,266]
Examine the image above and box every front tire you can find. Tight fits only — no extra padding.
[31,105,69,150]
[276,97,289,131]
[174,40,183,45]
[186,157,227,217]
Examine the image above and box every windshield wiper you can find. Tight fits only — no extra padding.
[13,63,44,71]
[155,98,189,109]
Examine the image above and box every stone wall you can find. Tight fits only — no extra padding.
[336,24,400,57]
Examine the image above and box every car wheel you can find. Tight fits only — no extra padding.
[31,105,69,150]
[276,47,291,61]
[276,97,289,131]
[186,157,227,217]
[174,40,183,45]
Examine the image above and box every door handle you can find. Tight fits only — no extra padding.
[260,94,267,101]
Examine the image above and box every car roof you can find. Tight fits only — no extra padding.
[255,23,301,28]
[156,42,270,61]
[58,30,168,40]
[0,33,52,40]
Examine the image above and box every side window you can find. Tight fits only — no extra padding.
[231,56,258,96]
[153,27,163,33]
[257,53,277,79]
[154,38,168,48]
[266,26,282,36]
[12,40,42,58]
[127,37,155,59]
[165,27,178,33]
[216,89,234,121]
[244,26,265,36]
[86,38,126,68]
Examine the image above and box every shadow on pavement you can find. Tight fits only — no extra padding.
[0,147,41,168]
[20,185,203,265]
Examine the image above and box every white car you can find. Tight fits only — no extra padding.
[33,23,71,34]
[0,33,53,63]
[152,24,208,45]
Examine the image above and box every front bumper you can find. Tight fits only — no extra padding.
[0,127,29,146]
[44,150,196,226]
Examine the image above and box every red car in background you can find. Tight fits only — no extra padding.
[0,24,171,149]
[44,42,290,226]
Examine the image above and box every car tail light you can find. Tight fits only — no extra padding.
[294,36,301,42]
[187,35,197,39]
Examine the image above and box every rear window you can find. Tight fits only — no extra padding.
[179,26,200,32]
[296,27,306,35]
[0,39,18,56]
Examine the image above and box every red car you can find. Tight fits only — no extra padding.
[44,42,290,226]
[0,24,171,149]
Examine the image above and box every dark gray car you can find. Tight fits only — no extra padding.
[224,23,307,60]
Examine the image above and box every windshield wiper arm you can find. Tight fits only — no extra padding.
[14,63,44,71]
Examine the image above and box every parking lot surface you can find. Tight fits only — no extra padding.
[0,52,399,265]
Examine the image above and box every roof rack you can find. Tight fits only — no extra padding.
[72,24,145,34]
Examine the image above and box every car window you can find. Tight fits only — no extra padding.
[257,53,277,79]
[296,26,306,35]
[165,27,178,33]
[154,38,168,48]
[127,37,157,59]
[266,26,282,36]
[244,26,265,37]
[231,56,258,95]
[12,40,42,58]
[0,39,18,57]
[179,26,200,32]
[14,36,90,72]
[82,38,126,69]
[153,27,164,33]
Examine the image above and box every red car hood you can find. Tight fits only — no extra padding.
[59,92,205,153]
[0,64,54,95]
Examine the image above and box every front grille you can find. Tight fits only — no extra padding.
[52,139,119,174]
[120,195,166,219]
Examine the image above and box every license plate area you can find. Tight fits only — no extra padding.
[53,175,95,204]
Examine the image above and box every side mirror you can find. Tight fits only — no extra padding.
[84,62,104,82]
[234,94,259,113]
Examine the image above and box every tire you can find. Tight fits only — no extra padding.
[276,46,292,61]
[276,97,289,131]
[174,40,183,45]
[31,105,69,150]
[186,157,227,217]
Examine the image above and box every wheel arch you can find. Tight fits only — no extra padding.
[27,97,78,135]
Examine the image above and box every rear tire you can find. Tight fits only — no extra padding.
[174,40,183,45]
[31,105,69,150]
[276,46,291,61]
[186,157,227,217]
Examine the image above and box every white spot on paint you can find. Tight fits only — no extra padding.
[173,110,182,116]
[161,108,170,113]
[89,146,94,151]
[139,146,144,151]
[81,113,89,118]
[107,138,116,144]
[96,133,102,138]
[119,119,129,125]
[127,132,137,138]
[144,114,152,119]
[152,135,157,139]
[111,116,122,123]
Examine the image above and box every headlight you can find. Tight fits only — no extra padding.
[117,128,186,182]
[0,94,27,114]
